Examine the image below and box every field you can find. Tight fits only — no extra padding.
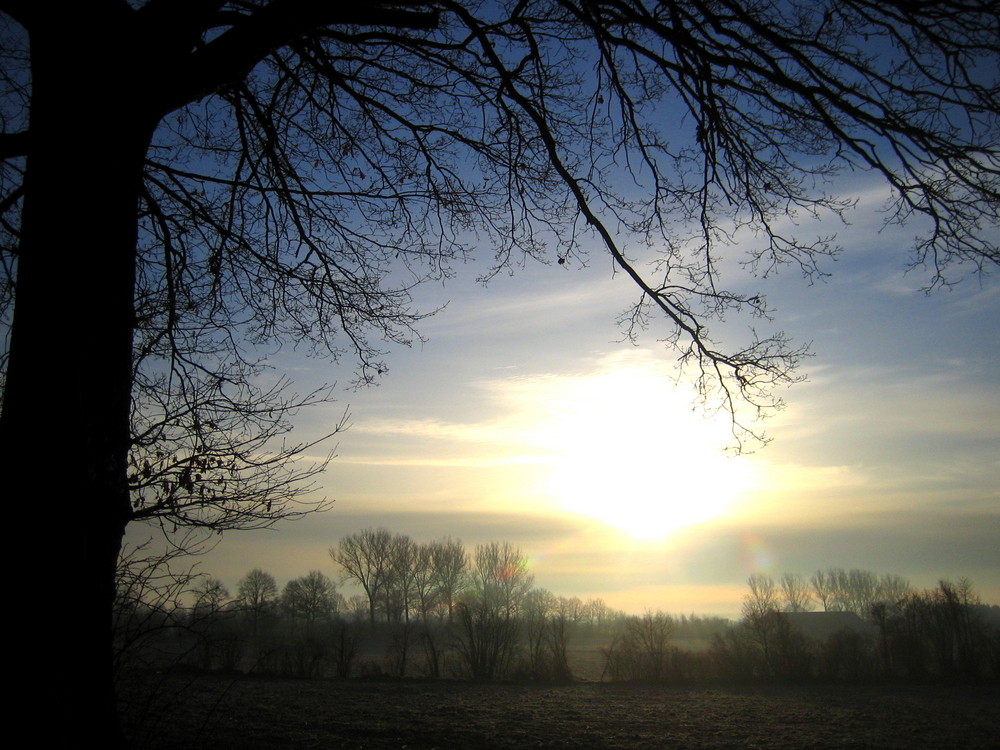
[122,673,1000,749]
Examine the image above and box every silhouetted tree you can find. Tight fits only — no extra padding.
[811,567,910,615]
[811,569,836,612]
[282,570,339,630]
[237,568,279,633]
[332,527,394,623]
[872,580,993,679]
[2,1,997,743]
[411,543,440,622]
[190,577,235,669]
[780,573,814,613]
[471,542,535,616]
[742,573,780,673]
[429,537,468,621]
[925,578,987,678]
[383,533,419,624]
[113,538,199,678]
[546,611,574,681]
[603,611,675,681]
[584,597,613,631]
[557,595,586,626]
[274,571,340,677]
[344,594,369,622]
[523,588,558,677]
[329,617,365,679]
[876,574,912,609]
[838,569,879,615]
[455,542,533,679]
[818,627,877,682]
[380,534,421,674]
[709,624,759,680]
[412,539,466,675]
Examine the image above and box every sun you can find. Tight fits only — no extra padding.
[530,360,756,539]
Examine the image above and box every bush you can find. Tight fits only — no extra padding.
[602,612,674,681]
[819,629,876,682]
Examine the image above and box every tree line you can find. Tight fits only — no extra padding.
[116,529,631,682]
[115,534,999,687]
[717,571,1000,682]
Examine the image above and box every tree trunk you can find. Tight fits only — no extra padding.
[0,13,157,747]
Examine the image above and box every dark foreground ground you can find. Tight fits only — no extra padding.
[122,673,1000,749]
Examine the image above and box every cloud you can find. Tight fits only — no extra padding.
[413,265,630,341]
[336,454,547,468]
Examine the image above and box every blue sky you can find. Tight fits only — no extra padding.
[152,177,1000,618]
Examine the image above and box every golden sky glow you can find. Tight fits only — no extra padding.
[511,356,760,540]
[159,205,999,617]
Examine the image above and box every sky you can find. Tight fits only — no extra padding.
[137,175,1000,620]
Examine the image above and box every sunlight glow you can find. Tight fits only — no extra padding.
[520,355,758,539]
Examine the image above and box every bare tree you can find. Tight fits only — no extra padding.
[840,569,880,615]
[546,610,574,681]
[413,537,467,676]
[876,578,993,679]
[193,577,231,614]
[113,538,201,679]
[429,537,468,621]
[331,527,394,623]
[281,570,338,630]
[741,573,781,672]
[877,574,911,607]
[190,577,234,670]
[454,542,534,679]
[344,594,369,623]
[382,533,420,675]
[237,568,279,633]
[780,573,815,613]
[471,542,535,618]
[603,610,675,681]
[410,543,440,622]
[522,587,558,677]
[744,574,779,619]
[584,597,614,631]
[1,1,998,742]
[811,567,909,616]
[933,578,987,678]
[383,533,419,624]
[811,569,836,612]
[557,596,586,625]
[128,369,343,534]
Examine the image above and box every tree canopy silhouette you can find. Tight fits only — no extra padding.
[0,0,997,744]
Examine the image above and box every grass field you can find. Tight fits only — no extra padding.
[121,672,1000,749]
